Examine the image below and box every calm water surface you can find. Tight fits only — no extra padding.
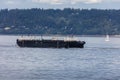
[0,35,120,80]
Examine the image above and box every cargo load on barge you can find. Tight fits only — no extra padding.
[16,36,85,48]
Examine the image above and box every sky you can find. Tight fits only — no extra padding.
[0,0,120,9]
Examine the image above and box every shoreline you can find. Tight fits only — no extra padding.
[0,34,120,37]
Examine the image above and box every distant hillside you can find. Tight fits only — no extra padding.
[0,8,120,35]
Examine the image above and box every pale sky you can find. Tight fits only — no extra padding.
[0,0,120,9]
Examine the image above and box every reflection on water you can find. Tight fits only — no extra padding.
[0,35,120,80]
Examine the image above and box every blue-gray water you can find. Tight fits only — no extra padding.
[0,35,120,80]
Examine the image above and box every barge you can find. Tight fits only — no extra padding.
[16,36,85,48]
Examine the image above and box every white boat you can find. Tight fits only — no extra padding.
[105,35,110,41]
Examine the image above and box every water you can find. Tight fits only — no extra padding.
[0,35,120,80]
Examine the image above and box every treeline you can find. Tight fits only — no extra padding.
[0,8,120,35]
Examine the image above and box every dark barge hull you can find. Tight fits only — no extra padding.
[17,39,85,48]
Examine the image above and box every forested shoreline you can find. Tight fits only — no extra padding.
[0,8,120,35]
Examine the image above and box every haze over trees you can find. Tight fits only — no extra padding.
[0,8,120,35]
